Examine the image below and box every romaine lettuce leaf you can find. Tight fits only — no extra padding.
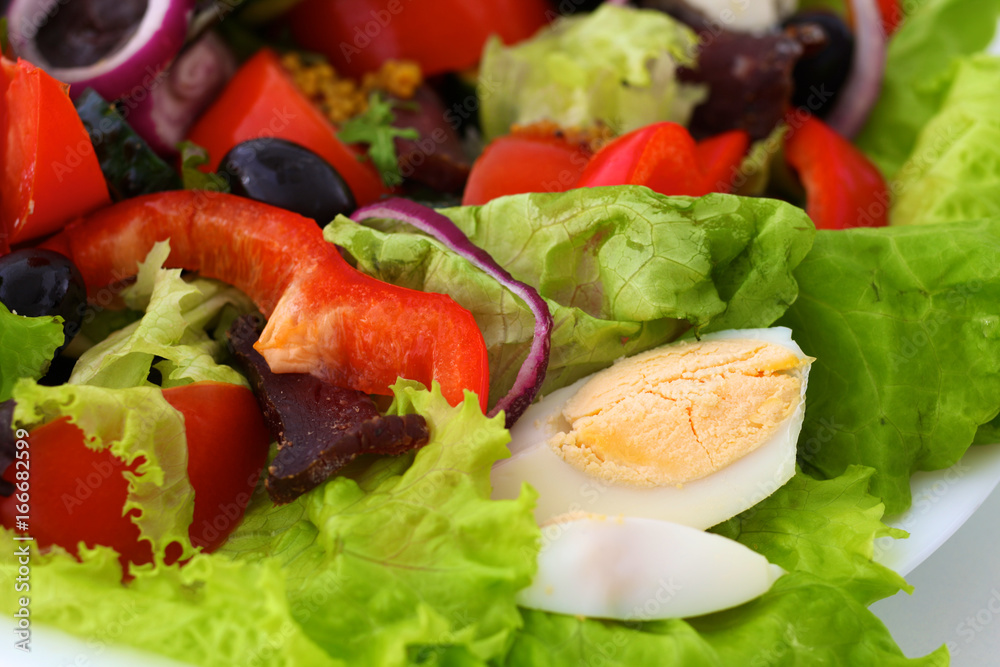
[711,467,908,605]
[69,241,255,389]
[505,468,942,666]
[778,223,1000,513]
[9,380,197,563]
[328,187,814,404]
[478,5,704,141]
[855,0,1000,179]
[0,303,62,401]
[890,55,1000,226]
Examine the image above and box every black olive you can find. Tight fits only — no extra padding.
[783,10,855,117]
[217,139,357,226]
[0,249,87,354]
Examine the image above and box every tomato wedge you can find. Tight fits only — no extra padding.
[577,123,749,197]
[0,58,110,253]
[186,49,388,206]
[784,113,889,230]
[44,191,489,409]
[288,0,550,78]
[0,382,270,567]
[462,131,592,206]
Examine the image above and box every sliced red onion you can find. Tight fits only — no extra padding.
[120,32,237,156]
[6,0,195,100]
[352,199,553,427]
[824,0,886,138]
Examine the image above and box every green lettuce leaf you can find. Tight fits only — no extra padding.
[216,382,541,666]
[10,380,197,562]
[777,223,1000,513]
[0,303,63,401]
[327,187,814,404]
[711,467,908,605]
[69,241,254,389]
[890,55,1000,226]
[0,543,344,667]
[510,575,946,667]
[505,469,941,666]
[855,0,1000,179]
[477,5,704,141]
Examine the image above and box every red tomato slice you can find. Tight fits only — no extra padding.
[695,130,751,193]
[784,113,889,230]
[44,191,489,409]
[577,123,749,197]
[462,133,591,206]
[289,0,550,78]
[0,382,270,567]
[0,58,110,252]
[186,49,388,206]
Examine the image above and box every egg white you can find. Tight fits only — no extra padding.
[518,514,786,620]
[491,327,810,529]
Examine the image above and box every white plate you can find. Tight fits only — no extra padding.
[875,444,1000,576]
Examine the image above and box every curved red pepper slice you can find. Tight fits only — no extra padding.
[44,191,489,409]
[784,113,890,230]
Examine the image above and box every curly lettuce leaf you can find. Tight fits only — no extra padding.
[69,241,254,389]
[0,543,343,667]
[0,303,62,401]
[778,223,1000,513]
[505,469,942,666]
[478,5,704,140]
[855,0,1000,179]
[218,382,540,666]
[890,55,1000,226]
[10,380,197,563]
[328,187,814,404]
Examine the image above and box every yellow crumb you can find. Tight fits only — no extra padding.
[281,53,423,125]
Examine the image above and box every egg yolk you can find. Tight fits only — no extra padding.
[548,338,806,486]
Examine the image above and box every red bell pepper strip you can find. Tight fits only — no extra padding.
[44,191,490,409]
[185,49,388,206]
[784,113,890,230]
[576,122,749,197]
[0,58,110,253]
[0,382,270,568]
[695,130,752,194]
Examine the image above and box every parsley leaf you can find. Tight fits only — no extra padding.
[178,141,230,193]
[338,92,419,188]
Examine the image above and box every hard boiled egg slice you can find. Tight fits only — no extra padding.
[519,513,785,620]
[492,327,811,529]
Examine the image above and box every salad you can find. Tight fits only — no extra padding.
[1,0,1000,665]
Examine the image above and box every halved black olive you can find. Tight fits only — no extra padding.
[217,138,357,226]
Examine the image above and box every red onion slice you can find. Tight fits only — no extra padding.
[121,32,237,156]
[6,0,196,100]
[824,0,886,138]
[352,199,553,427]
